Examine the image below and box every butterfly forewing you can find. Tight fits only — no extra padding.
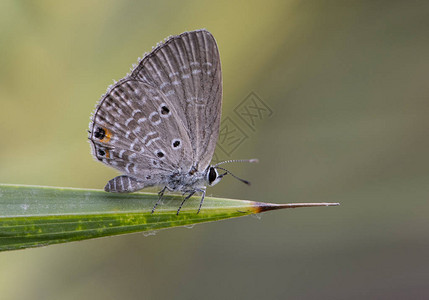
[131,29,222,170]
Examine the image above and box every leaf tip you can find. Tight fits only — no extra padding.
[254,202,340,213]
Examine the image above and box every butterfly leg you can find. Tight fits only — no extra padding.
[176,188,206,215]
[151,186,170,214]
[177,190,196,215]
[196,188,206,214]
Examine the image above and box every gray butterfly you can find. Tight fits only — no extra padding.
[88,29,255,214]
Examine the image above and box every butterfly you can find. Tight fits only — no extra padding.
[88,29,256,214]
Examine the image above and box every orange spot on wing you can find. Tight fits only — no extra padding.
[100,128,112,143]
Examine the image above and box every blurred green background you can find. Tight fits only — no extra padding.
[1,0,429,299]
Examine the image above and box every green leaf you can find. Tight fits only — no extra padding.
[0,184,339,251]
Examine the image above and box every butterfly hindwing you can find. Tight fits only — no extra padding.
[89,79,194,183]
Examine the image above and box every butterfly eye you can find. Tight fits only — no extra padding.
[208,167,217,185]
[156,150,165,158]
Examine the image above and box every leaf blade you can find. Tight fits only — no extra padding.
[0,184,339,251]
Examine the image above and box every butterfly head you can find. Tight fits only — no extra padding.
[205,159,259,187]
[206,166,222,186]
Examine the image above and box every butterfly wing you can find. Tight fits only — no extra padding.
[89,79,194,189]
[131,29,222,171]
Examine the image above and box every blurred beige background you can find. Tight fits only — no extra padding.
[1,0,429,299]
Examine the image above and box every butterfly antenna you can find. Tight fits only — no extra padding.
[214,158,259,167]
[215,166,251,185]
